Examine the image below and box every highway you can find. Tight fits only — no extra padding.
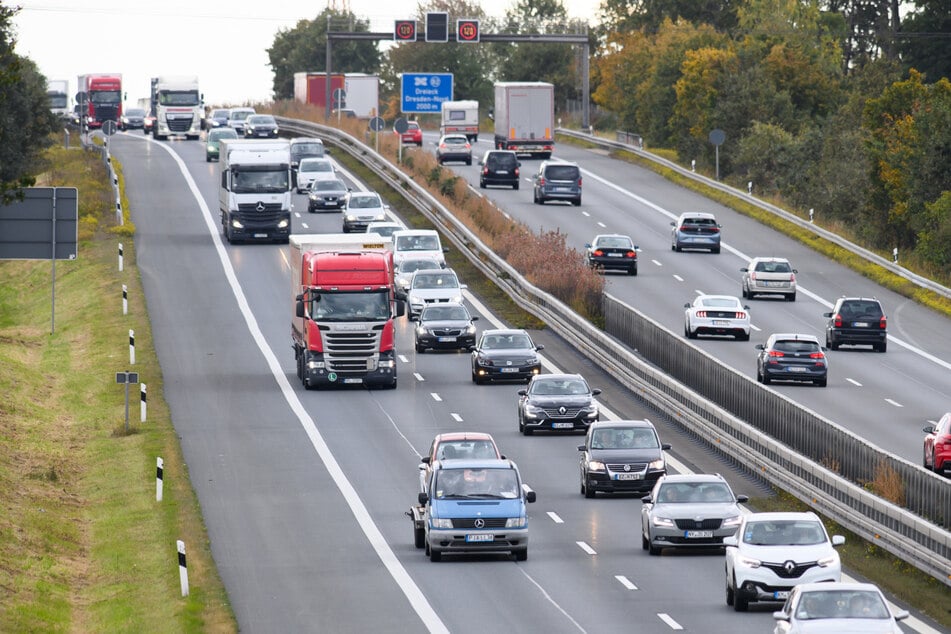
[110,130,942,633]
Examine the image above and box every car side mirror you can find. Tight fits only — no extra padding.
[822,312,833,318]
[661,443,671,450]
[418,492,429,504]
[684,303,691,308]
[736,495,749,503]
[585,243,591,248]
[641,496,653,504]
[592,389,602,396]
[772,612,790,622]
[893,609,910,622]
[521,484,536,503]
[670,221,676,226]
[420,456,431,465]
[923,425,936,433]
[471,316,479,321]
[754,344,765,350]
[740,267,748,272]
[744,305,751,310]
[577,444,586,451]
[792,269,798,273]
[831,535,845,546]
[535,345,544,351]
[723,535,738,547]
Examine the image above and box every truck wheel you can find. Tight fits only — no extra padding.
[414,526,425,549]
[513,548,527,562]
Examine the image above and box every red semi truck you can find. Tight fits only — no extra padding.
[291,234,405,389]
[77,73,123,129]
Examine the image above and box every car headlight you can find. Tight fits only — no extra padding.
[648,458,665,471]
[651,516,675,528]
[449,293,464,303]
[737,554,761,568]
[416,326,431,336]
[817,553,839,567]
[432,518,452,529]
[466,324,477,335]
[582,404,599,417]
[505,517,527,528]
[346,214,357,221]
[527,356,539,365]
[586,459,606,473]
[523,404,544,418]
[722,515,742,528]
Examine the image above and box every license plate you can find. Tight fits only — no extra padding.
[773,591,790,600]
[615,473,643,480]
[685,530,714,538]
[437,337,457,342]
[343,378,363,384]
[787,366,807,372]
[712,320,730,326]
[500,367,519,373]
[556,187,569,191]
[853,322,869,327]
[607,253,623,257]
[466,534,494,543]
[497,170,509,174]
[253,233,268,238]
[552,422,574,429]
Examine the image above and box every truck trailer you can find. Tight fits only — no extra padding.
[440,100,479,142]
[216,138,292,243]
[151,75,203,140]
[294,72,380,118]
[493,82,554,158]
[290,234,404,389]
[47,80,70,120]
[77,73,123,129]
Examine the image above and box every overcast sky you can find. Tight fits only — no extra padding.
[11,0,598,108]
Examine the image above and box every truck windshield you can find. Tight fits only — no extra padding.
[434,468,519,499]
[49,95,68,108]
[159,90,200,106]
[90,91,121,104]
[310,291,389,322]
[232,169,289,193]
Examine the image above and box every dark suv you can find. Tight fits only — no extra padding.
[517,373,601,435]
[533,161,582,206]
[823,297,888,352]
[478,150,520,189]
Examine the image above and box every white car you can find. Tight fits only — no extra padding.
[684,295,751,340]
[342,191,387,233]
[725,512,845,612]
[296,157,336,193]
[365,221,404,239]
[741,257,798,301]
[392,229,447,267]
[773,582,909,633]
[394,257,444,300]
[406,268,465,320]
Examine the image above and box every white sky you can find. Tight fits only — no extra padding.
[11,0,599,107]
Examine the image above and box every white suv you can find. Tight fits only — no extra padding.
[724,512,844,612]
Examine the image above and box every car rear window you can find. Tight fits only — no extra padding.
[544,165,580,180]
[487,153,517,169]
[840,300,883,318]
[755,261,791,273]
[684,217,716,226]
[774,340,820,353]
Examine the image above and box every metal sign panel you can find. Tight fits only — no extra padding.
[400,73,453,114]
[0,188,79,260]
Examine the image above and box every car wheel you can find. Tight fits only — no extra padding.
[533,191,540,204]
[513,548,528,562]
[734,593,749,612]
[786,292,796,302]
[466,158,472,166]
[712,247,721,254]
[876,340,887,352]
[741,286,748,299]
[479,179,486,189]
[628,265,637,276]
[583,478,595,498]
[518,413,525,434]
[642,532,649,551]
[414,526,425,549]
[932,450,938,471]
[737,332,750,341]
[815,378,827,387]
[429,547,441,562]
[522,425,533,436]
[572,198,581,206]
[513,181,519,190]
[648,542,661,556]
[674,243,682,252]
[685,323,697,339]
[725,575,735,606]
[415,342,424,353]
[828,338,840,351]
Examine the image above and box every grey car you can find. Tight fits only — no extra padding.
[532,161,582,205]
[640,473,748,555]
[307,178,350,212]
[671,212,722,253]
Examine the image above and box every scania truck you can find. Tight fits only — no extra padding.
[216,138,292,243]
[77,73,123,129]
[291,234,404,389]
[151,75,203,140]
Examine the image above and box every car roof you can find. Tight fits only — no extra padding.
[696,294,742,302]
[433,458,515,470]
[657,473,726,484]
[433,432,495,443]
[768,333,821,344]
[393,229,437,237]
[749,256,790,262]
[290,137,323,144]
[440,134,468,140]
[593,233,632,241]
[588,419,655,430]
[367,222,402,228]
[679,212,717,219]
[743,511,820,522]
[794,582,882,593]
[481,328,529,336]
[299,157,331,164]
[531,373,584,382]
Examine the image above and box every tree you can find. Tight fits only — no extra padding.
[898,0,951,83]
[1,4,57,203]
[598,0,739,35]
[267,9,382,101]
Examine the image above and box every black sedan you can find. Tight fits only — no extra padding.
[470,329,543,384]
[755,333,828,387]
[415,303,478,353]
[307,179,350,212]
[244,114,279,138]
[120,108,146,131]
[585,234,639,275]
[578,420,670,498]
[517,374,600,435]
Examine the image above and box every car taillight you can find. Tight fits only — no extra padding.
[593,249,604,257]
[482,167,489,176]
[696,311,707,318]
[768,350,785,357]
[734,311,746,319]
[750,272,757,281]
[679,225,688,231]
[439,144,446,149]
[625,250,636,259]
[538,177,546,186]
[879,315,887,329]
[710,227,720,233]
[578,177,583,186]
[514,167,519,177]
[790,273,796,282]
[809,352,825,359]
[833,314,843,327]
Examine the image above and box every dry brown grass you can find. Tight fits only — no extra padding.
[867,459,906,506]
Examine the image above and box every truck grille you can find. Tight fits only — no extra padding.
[165,114,195,132]
[95,105,119,122]
[323,328,382,373]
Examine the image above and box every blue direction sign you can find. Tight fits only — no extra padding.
[400,73,453,114]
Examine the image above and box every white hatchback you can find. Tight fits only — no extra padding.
[296,157,336,193]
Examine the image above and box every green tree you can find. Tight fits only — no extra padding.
[1,4,57,203]
[598,0,739,34]
[267,9,382,101]
[898,0,951,83]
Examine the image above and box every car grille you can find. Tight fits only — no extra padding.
[320,327,383,373]
[762,561,817,579]
[451,518,508,529]
[431,328,463,336]
[606,462,648,471]
[539,406,585,418]
[674,518,723,530]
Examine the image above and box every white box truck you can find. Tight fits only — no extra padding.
[493,82,554,158]
[216,139,292,244]
[440,100,479,142]
[47,80,70,119]
[152,75,203,140]
[343,74,380,118]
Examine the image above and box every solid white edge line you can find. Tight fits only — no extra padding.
[146,137,449,634]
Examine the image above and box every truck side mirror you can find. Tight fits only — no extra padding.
[295,299,305,318]
[394,299,406,318]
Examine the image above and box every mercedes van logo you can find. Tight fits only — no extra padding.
[255,202,266,212]
[474,518,485,528]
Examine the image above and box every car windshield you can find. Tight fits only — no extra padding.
[683,217,716,226]
[839,301,883,319]
[249,115,275,124]
[755,260,791,273]
[596,237,632,249]
[421,305,469,321]
[481,333,532,349]
[301,161,332,173]
[208,129,237,141]
[773,340,820,353]
[211,110,229,118]
[292,142,324,156]
[487,153,517,168]
[443,137,467,145]
[230,110,254,121]
[590,427,657,449]
[126,109,145,117]
[743,520,826,546]
[413,272,457,289]
[435,440,497,460]
[655,482,733,503]
[308,290,389,322]
[530,379,589,395]
[313,179,346,192]
[349,195,381,209]
[434,468,518,499]
[397,235,440,251]
[795,590,889,620]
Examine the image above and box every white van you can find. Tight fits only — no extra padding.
[392,229,448,266]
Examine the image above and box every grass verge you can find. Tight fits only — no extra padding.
[0,142,235,632]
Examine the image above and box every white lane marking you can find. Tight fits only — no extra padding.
[597,221,606,228]
[846,377,862,386]
[147,138,449,633]
[398,354,410,363]
[300,223,309,230]
[673,274,684,282]
[615,575,637,590]
[657,614,683,630]
[651,259,662,266]
[547,511,564,524]
[582,211,591,217]
[576,541,597,555]
[413,373,425,381]
[885,398,903,407]
[515,567,587,633]
[750,324,762,332]
[450,413,463,422]
[430,393,442,402]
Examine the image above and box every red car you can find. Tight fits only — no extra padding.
[923,412,951,474]
[399,120,423,146]
[418,432,503,492]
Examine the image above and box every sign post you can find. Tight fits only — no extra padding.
[115,371,140,433]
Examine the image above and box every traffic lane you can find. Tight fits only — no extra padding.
[114,135,439,633]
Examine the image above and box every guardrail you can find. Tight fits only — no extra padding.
[557,127,951,301]
[275,116,951,587]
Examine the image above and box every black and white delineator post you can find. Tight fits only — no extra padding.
[118,242,123,271]
[129,329,135,365]
[177,540,189,597]
[140,383,147,422]
[122,284,128,315]
[115,371,139,433]
[156,457,164,502]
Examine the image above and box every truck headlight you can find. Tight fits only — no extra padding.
[307,360,325,369]
[432,518,452,529]
[378,359,395,368]
[231,219,245,229]
[505,517,526,528]
[278,219,289,228]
